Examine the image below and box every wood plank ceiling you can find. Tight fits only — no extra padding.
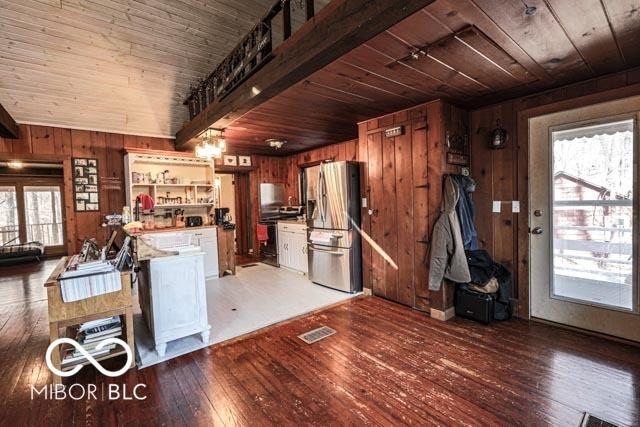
[220,0,640,155]
[0,0,330,137]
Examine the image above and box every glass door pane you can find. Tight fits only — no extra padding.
[0,186,20,245]
[24,186,64,247]
[551,118,634,310]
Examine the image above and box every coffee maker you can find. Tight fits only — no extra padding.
[214,207,235,229]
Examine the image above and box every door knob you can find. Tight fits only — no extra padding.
[530,227,543,235]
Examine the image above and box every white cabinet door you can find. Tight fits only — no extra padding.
[189,229,219,278]
[277,229,288,267]
[200,236,219,278]
[294,233,308,274]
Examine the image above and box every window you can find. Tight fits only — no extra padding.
[551,118,634,310]
[24,186,64,247]
[0,186,20,245]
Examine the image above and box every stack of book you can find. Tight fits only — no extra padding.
[61,316,123,368]
[58,260,121,303]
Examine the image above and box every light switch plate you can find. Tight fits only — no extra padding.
[492,201,501,213]
[361,197,367,208]
[512,201,520,213]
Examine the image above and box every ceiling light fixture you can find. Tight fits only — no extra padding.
[7,160,23,169]
[523,2,537,16]
[195,128,227,160]
[266,139,287,150]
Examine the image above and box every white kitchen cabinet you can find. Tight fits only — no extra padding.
[186,228,219,278]
[182,227,219,279]
[141,251,210,356]
[277,222,308,274]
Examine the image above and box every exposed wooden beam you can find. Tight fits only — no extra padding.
[0,103,19,139]
[176,0,437,150]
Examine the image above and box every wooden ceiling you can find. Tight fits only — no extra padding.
[0,0,329,137]
[220,0,640,155]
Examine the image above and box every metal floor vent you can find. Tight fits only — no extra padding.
[298,326,336,344]
[240,263,259,268]
[580,413,618,427]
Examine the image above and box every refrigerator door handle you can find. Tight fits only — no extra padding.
[318,169,325,224]
[308,246,344,256]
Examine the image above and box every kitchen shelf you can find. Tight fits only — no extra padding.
[155,203,215,208]
[132,183,213,188]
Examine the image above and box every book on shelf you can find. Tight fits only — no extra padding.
[61,316,125,367]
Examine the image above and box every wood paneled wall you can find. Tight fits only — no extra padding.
[470,66,640,318]
[0,124,174,254]
[357,101,467,313]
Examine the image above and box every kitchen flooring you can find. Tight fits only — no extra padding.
[1,262,639,425]
[134,263,355,367]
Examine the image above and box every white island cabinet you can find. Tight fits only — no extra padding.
[277,221,308,274]
[135,233,211,357]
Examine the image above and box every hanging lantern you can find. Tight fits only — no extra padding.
[489,119,508,149]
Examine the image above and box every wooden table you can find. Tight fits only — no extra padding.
[45,257,135,384]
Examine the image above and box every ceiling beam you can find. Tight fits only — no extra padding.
[0,102,19,139]
[175,0,437,150]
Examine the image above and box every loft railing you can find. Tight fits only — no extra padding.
[184,0,317,120]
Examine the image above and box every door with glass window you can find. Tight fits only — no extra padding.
[529,97,639,341]
[0,178,66,256]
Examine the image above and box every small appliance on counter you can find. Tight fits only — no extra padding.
[214,207,235,230]
[186,216,203,227]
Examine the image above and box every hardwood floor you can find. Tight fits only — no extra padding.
[0,262,639,426]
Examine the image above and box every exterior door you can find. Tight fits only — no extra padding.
[0,177,67,256]
[529,96,639,341]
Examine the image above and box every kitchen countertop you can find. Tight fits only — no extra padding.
[277,219,307,225]
[123,224,220,237]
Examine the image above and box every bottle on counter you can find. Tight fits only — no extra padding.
[122,206,131,224]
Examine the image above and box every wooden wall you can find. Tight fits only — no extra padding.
[358,101,467,313]
[0,124,174,254]
[470,66,640,318]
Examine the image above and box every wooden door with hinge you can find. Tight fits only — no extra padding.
[364,118,430,309]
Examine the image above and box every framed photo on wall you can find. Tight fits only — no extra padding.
[238,155,252,167]
[73,157,100,211]
[223,155,237,166]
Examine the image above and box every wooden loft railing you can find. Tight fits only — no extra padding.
[184,0,316,120]
[176,0,438,150]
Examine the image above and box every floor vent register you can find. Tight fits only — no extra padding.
[298,326,336,344]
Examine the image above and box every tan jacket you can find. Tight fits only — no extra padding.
[428,176,471,291]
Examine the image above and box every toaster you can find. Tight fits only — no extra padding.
[185,216,203,227]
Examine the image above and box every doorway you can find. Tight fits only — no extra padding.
[529,96,639,341]
[0,176,67,257]
[216,172,252,263]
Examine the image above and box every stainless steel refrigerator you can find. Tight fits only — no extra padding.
[305,161,362,293]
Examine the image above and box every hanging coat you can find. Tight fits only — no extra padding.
[428,176,471,291]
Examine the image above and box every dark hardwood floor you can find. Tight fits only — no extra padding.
[0,261,639,426]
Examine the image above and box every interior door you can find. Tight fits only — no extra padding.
[529,96,639,341]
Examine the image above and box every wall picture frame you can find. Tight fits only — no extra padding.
[238,155,252,167]
[223,155,237,166]
[72,157,100,211]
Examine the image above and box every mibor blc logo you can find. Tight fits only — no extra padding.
[45,337,133,378]
[31,338,146,401]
